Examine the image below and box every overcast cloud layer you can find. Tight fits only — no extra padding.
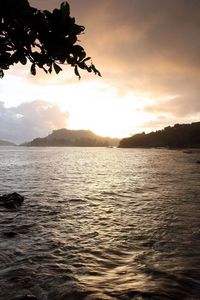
[30,0,200,116]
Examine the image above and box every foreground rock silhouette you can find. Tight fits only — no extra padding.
[0,192,24,209]
[3,231,18,238]
[14,295,38,300]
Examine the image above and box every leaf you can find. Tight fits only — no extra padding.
[74,65,81,79]
[31,63,36,75]
[53,62,62,74]
[3,0,31,18]
[71,24,85,35]
[82,57,91,63]
[0,69,4,78]
[78,62,85,70]
[78,58,91,70]
[11,51,20,64]
[60,2,70,18]
[48,64,52,74]
[19,55,27,65]
[42,66,48,74]
[91,64,102,77]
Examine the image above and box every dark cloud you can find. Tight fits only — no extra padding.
[0,101,68,144]
[29,0,200,74]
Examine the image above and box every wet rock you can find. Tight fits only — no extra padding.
[0,192,24,209]
[3,231,18,238]
[14,295,38,300]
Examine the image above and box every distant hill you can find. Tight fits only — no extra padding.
[0,139,16,146]
[23,129,120,147]
[119,122,200,148]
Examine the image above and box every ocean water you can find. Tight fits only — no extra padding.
[0,147,200,300]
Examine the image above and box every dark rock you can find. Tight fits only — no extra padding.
[196,160,200,164]
[14,295,38,300]
[183,150,193,154]
[0,192,24,209]
[3,231,18,238]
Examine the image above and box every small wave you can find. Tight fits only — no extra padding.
[99,192,116,199]
[0,251,14,265]
[68,198,87,203]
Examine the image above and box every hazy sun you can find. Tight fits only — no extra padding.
[1,72,153,138]
[53,80,153,138]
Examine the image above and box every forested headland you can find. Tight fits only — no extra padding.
[22,128,119,147]
[119,122,200,148]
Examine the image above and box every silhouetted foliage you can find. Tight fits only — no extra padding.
[0,0,101,79]
[119,122,200,148]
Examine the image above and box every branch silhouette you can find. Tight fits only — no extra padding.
[0,0,101,79]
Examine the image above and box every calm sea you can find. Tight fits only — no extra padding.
[0,147,200,300]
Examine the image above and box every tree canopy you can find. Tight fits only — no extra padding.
[0,0,101,79]
[119,122,200,148]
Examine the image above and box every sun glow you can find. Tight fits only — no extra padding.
[53,81,153,138]
[1,71,154,139]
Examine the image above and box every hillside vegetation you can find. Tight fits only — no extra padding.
[23,129,119,147]
[119,122,200,148]
[0,140,16,146]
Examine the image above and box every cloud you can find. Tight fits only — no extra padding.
[30,1,200,104]
[144,94,200,118]
[0,100,68,144]
[7,0,199,134]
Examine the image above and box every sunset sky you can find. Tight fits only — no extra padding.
[1,0,200,143]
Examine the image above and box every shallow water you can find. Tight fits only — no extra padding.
[0,147,200,300]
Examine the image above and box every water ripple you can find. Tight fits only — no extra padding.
[0,147,200,299]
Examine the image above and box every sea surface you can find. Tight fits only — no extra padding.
[0,147,200,300]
